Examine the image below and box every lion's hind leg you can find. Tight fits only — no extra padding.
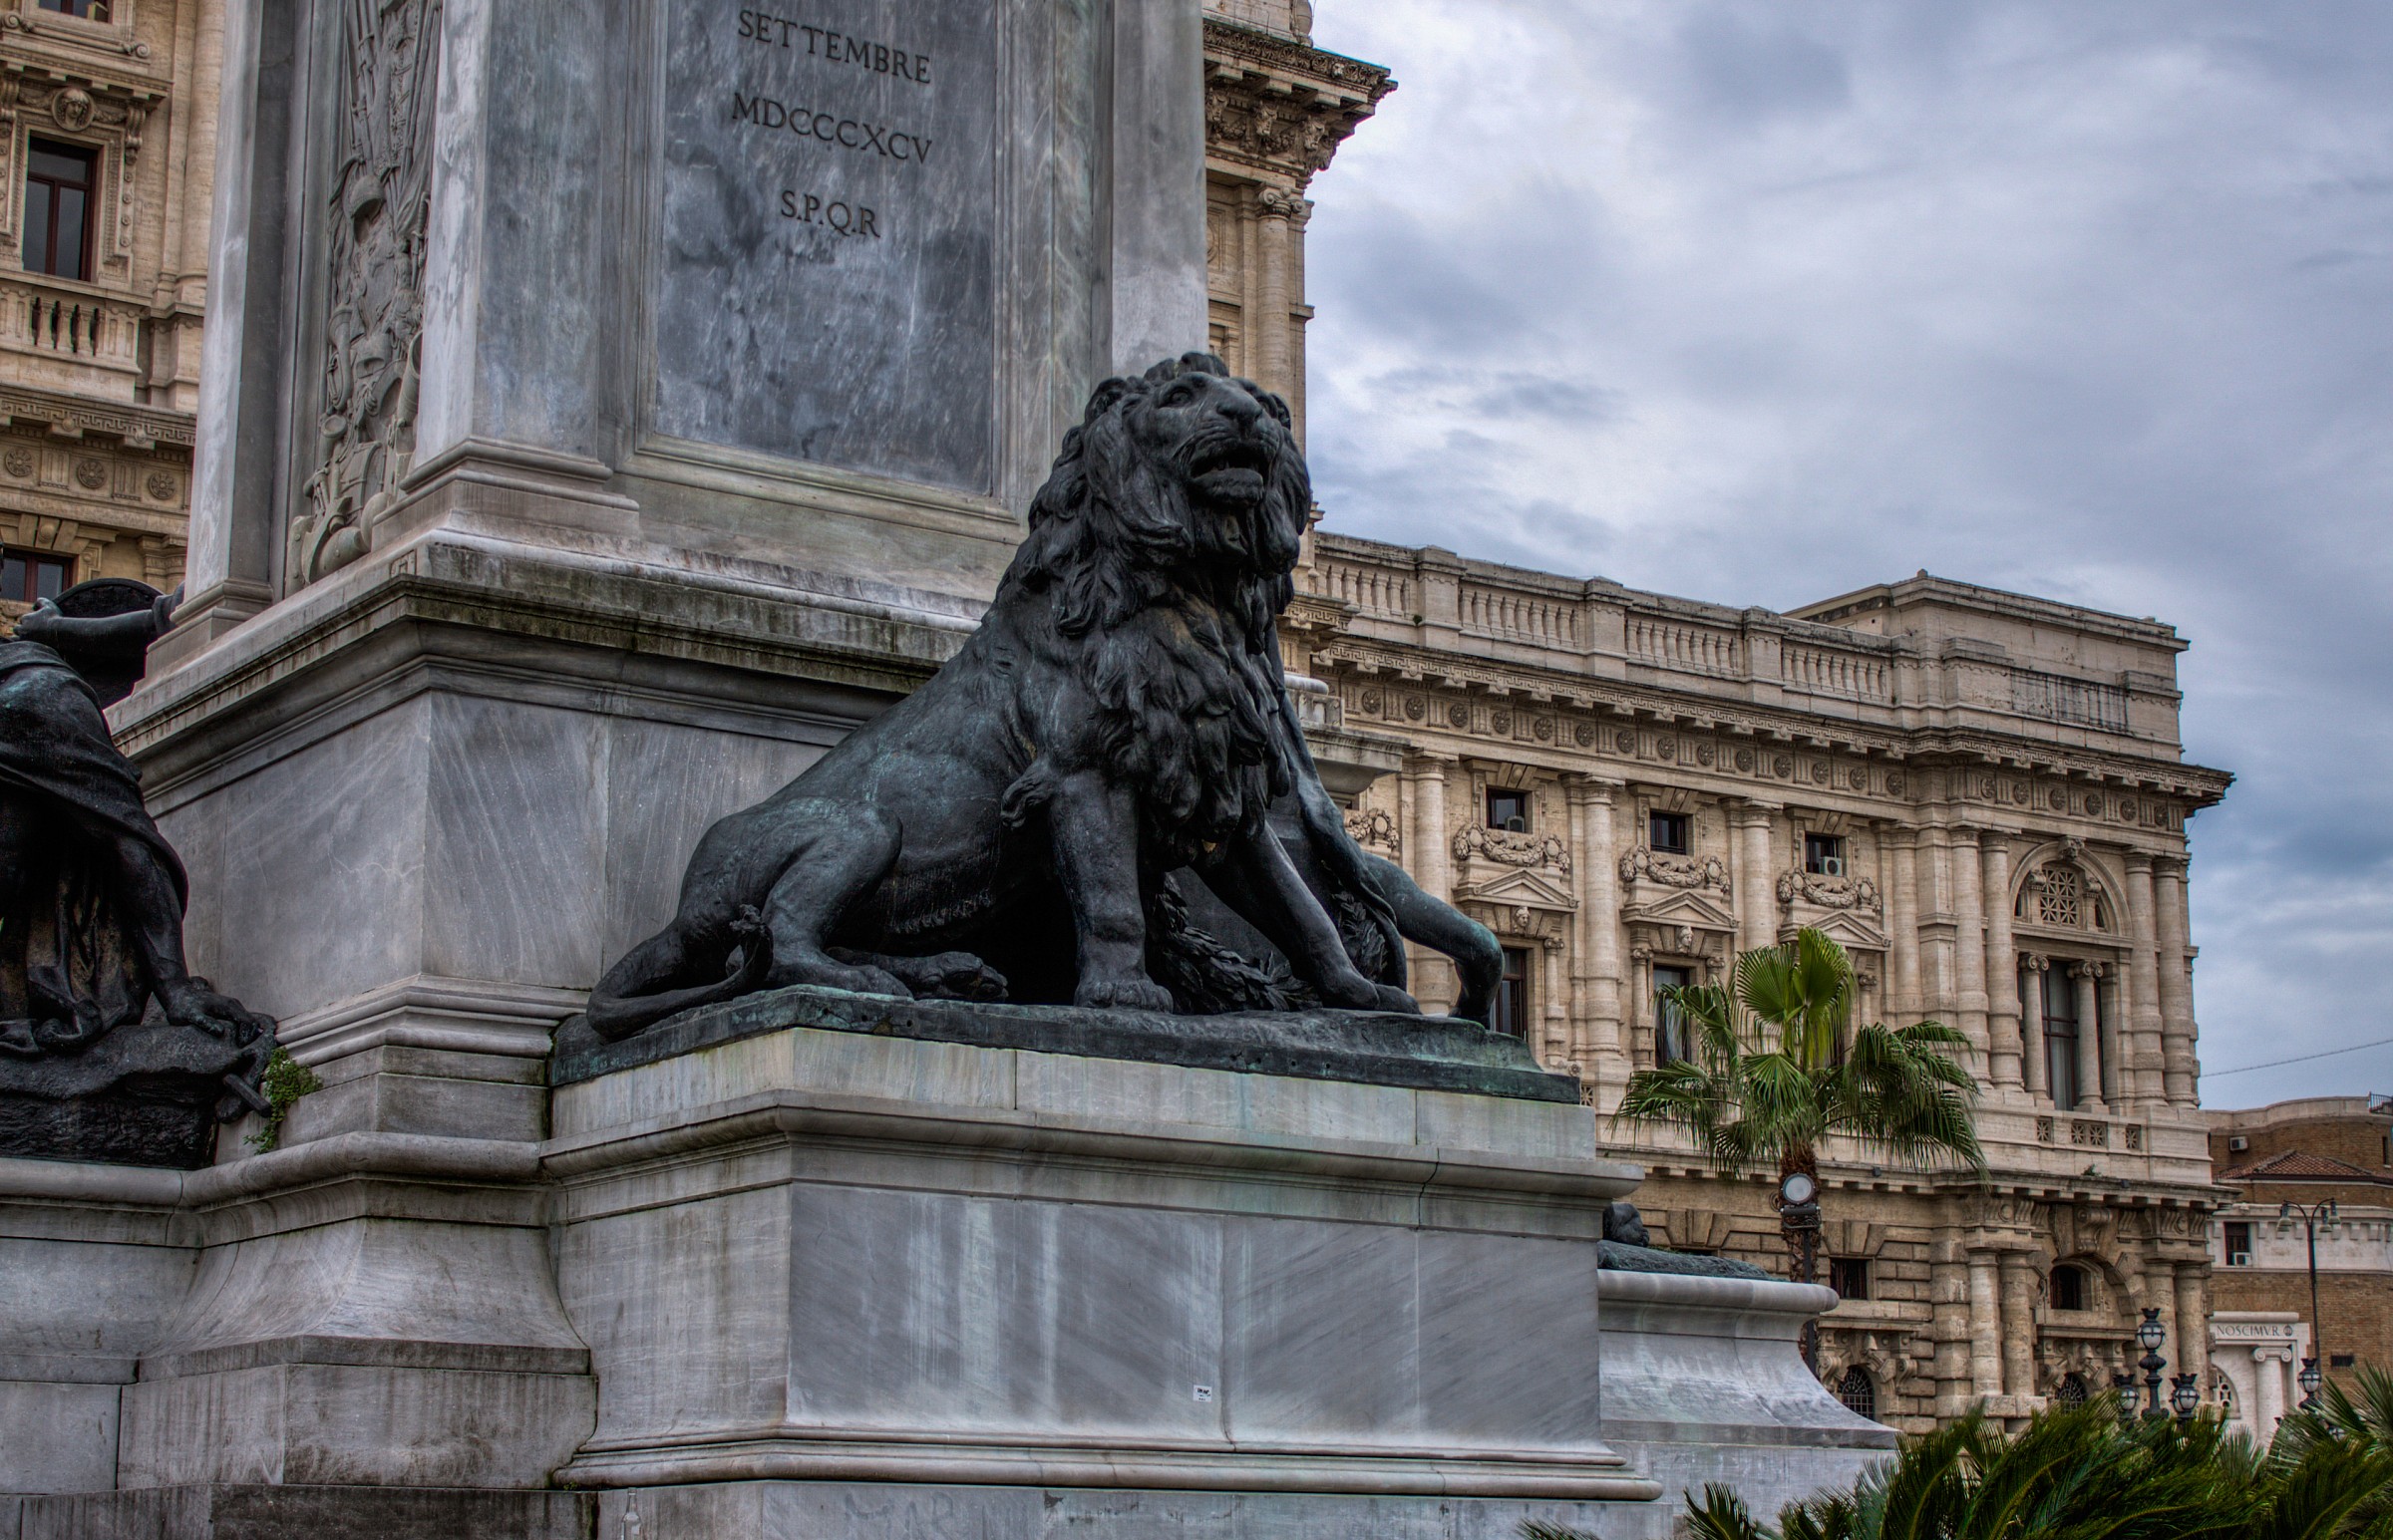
[756,805,915,999]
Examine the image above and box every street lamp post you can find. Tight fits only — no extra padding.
[2280,1198,2339,1406]
[1779,1169,1823,1373]
[2136,1307,2169,1420]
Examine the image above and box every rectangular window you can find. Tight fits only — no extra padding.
[1486,788,1530,833]
[1490,946,1532,1039]
[1649,811,1690,854]
[1,548,73,604]
[2332,1354,2356,1369]
[1653,963,1693,1063]
[36,0,112,16]
[1805,832,1847,876]
[23,140,98,281]
[1829,1257,1870,1301]
[2042,966,2082,1110]
[2222,1221,2252,1266]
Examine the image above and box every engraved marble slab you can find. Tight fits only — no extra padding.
[655,0,998,492]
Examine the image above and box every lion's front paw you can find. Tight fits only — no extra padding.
[1075,977,1176,1014]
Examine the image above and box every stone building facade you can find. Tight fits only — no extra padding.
[1282,542,2231,1429]
[2206,1096,2393,1426]
[0,0,216,617]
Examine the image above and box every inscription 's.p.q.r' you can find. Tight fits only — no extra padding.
[780,190,879,237]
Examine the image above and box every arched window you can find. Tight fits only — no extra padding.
[2017,861,2116,934]
[1835,1365,1876,1419]
[2057,1373,2088,1406]
[2050,1264,2088,1312]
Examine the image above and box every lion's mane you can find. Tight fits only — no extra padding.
[998,354,1312,870]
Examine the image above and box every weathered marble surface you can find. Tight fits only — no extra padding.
[657,0,1000,491]
[1600,1270,1896,1521]
[0,1138,592,1504]
[551,984,1577,1101]
[0,1030,1884,1532]
[547,1021,1654,1503]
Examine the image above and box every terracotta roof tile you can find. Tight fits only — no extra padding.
[2216,1148,2393,1185]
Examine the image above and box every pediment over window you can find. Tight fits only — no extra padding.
[1622,888,1735,934]
[1780,909,1888,954]
[1455,866,1576,912]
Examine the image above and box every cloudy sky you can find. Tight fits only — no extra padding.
[1299,1,2393,1109]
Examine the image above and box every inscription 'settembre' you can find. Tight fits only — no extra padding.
[735,10,932,85]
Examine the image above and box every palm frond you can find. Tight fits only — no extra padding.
[1685,1484,1776,1540]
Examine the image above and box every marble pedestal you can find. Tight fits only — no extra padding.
[543,1005,1664,1530]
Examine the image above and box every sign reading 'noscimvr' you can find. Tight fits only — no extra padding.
[657,1,996,494]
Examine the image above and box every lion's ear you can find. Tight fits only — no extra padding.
[1084,377,1138,423]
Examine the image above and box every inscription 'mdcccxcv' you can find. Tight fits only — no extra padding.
[730,92,932,162]
[657,0,996,493]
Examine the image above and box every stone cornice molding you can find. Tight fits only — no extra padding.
[0,382,194,448]
[1202,20,1394,186]
[1297,637,2229,803]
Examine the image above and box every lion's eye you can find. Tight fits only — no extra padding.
[1165,384,1198,406]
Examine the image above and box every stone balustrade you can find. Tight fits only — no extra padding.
[0,273,147,396]
[1299,532,2189,748]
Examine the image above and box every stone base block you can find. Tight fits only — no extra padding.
[591,1480,1673,1540]
[548,1018,1658,1506]
[1598,1270,1896,1521]
[20,1485,594,1540]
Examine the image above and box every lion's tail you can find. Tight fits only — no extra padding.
[583,908,773,1043]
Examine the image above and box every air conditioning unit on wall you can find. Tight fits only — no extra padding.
[2227,1136,2249,1152]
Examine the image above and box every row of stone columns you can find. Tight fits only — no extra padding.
[1954,1247,2209,1408]
[1893,826,2200,1112]
[1386,763,2200,1109]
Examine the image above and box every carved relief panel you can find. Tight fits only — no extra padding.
[288,0,443,589]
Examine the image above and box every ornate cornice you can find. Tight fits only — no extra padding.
[1296,633,2231,808]
[1202,18,1393,185]
[0,382,193,448]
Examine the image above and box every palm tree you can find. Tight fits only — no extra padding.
[1611,928,1984,1308]
[1666,1402,2393,1540]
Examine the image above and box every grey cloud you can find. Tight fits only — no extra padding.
[1305,0,2393,1107]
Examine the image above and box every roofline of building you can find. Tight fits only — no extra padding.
[1789,572,2189,653]
[2204,1094,2393,1127]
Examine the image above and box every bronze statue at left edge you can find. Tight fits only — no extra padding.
[0,580,275,1167]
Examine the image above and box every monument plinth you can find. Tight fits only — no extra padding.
[544,1004,1661,1526]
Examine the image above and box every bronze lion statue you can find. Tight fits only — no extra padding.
[588,354,1495,1040]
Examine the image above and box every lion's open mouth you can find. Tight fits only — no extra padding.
[1189,437,1270,504]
